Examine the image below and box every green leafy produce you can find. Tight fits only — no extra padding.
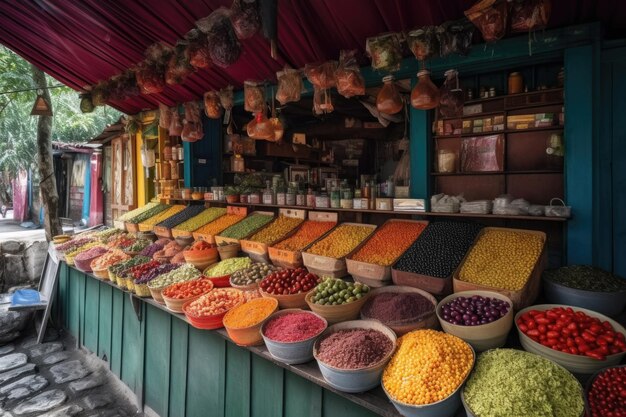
[218,214,273,239]
[204,257,251,277]
[544,265,626,292]
[311,277,369,305]
[174,208,227,232]
[464,349,584,417]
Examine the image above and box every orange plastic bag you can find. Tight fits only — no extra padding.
[376,76,403,115]
[335,50,365,98]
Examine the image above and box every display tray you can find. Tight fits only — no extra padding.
[192,206,248,244]
[214,211,275,246]
[153,225,173,239]
[125,222,140,233]
[302,222,377,278]
[347,219,429,283]
[452,227,547,310]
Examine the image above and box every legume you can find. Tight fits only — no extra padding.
[311,277,369,305]
[307,224,373,258]
[140,205,186,226]
[125,203,171,224]
[185,288,244,317]
[263,312,326,342]
[361,292,433,323]
[273,221,335,251]
[441,295,510,326]
[148,263,200,289]
[108,256,151,276]
[544,265,626,292]
[138,243,164,257]
[352,221,426,266]
[230,263,278,286]
[135,263,179,284]
[223,297,278,328]
[90,250,130,270]
[157,205,207,229]
[317,329,393,369]
[248,216,303,244]
[193,214,245,237]
[219,214,274,239]
[174,208,227,232]
[117,202,166,222]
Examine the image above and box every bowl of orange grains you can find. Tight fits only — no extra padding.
[182,288,244,330]
[223,297,279,346]
[162,277,215,313]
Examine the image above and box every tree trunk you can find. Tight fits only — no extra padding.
[31,65,62,241]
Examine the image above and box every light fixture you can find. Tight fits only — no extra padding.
[30,89,53,116]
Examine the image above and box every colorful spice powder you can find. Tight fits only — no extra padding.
[316,329,393,369]
[263,312,326,342]
[223,298,278,329]
[361,292,434,323]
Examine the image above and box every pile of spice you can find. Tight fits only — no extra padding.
[123,239,152,254]
[162,278,214,300]
[316,328,393,369]
[587,366,626,417]
[544,265,626,292]
[248,215,303,244]
[135,263,180,285]
[55,237,94,254]
[140,205,186,227]
[174,208,227,232]
[223,298,278,328]
[74,246,109,271]
[108,256,151,277]
[383,330,473,405]
[307,224,374,258]
[218,214,274,239]
[193,214,245,237]
[90,250,130,271]
[272,221,335,251]
[263,312,326,343]
[463,349,584,417]
[351,221,426,266]
[361,292,434,323]
[116,202,167,222]
[148,263,201,290]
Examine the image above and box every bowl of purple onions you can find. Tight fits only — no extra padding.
[436,290,513,351]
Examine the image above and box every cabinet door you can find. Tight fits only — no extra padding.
[111,135,136,219]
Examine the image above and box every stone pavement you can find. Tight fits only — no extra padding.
[0,329,143,417]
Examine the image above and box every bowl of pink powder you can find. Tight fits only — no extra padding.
[313,320,397,393]
[261,309,328,364]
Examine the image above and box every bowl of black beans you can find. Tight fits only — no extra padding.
[436,290,513,352]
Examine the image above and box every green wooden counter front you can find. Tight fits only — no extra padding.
[55,263,399,417]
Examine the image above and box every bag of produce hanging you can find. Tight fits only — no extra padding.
[510,0,551,32]
[335,50,365,98]
[437,20,474,57]
[407,26,438,61]
[366,33,403,73]
[438,69,464,118]
[465,0,508,43]
[376,75,403,115]
[197,8,242,68]
[159,103,171,130]
[109,69,139,101]
[219,85,234,111]
[244,80,266,113]
[79,93,94,113]
[203,91,223,119]
[185,29,211,69]
[91,81,109,106]
[166,42,194,85]
[182,102,202,142]
[169,109,183,136]
[230,0,261,40]
[275,67,303,105]
[136,43,173,95]
[312,86,334,115]
[305,61,337,90]
[247,111,275,140]
[410,69,439,110]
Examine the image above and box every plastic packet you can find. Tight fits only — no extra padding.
[438,20,474,57]
[197,9,241,68]
[159,103,171,129]
[407,27,438,61]
[366,33,403,73]
[169,110,183,136]
[335,50,365,98]
[182,102,202,142]
[431,193,464,213]
[275,67,302,105]
[185,29,211,69]
[510,198,530,215]
[460,200,493,214]
[247,112,274,140]
[219,85,234,111]
[376,75,403,115]
[166,42,194,85]
[510,0,551,32]
[136,63,165,94]
[305,61,337,89]
[439,69,464,118]
[465,0,508,43]
[410,70,439,110]
[203,91,223,119]
[312,87,333,115]
[230,0,261,39]
[244,81,266,113]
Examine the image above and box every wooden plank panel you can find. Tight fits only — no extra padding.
[77,271,86,346]
[169,318,188,417]
[225,344,251,417]
[97,283,113,365]
[57,263,69,328]
[110,289,124,378]
[251,355,284,417]
[121,295,143,395]
[83,276,100,354]
[284,372,322,417]
[144,305,172,417]
[186,328,226,417]
[322,390,380,417]
[67,268,81,338]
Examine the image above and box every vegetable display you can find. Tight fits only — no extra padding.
[272,220,335,251]
[362,292,434,323]
[317,329,393,369]
[459,229,544,291]
[219,214,273,239]
[307,224,373,258]
[463,349,584,417]
[263,312,326,342]
[124,239,152,253]
[230,263,278,287]
[587,366,626,417]
[247,215,303,244]
[157,205,207,229]
[174,208,227,232]
[394,221,483,279]
[193,214,245,237]
[383,330,473,405]
[204,257,251,277]
[128,260,161,281]
[185,288,244,317]
[148,264,201,290]
[223,298,277,329]
[440,295,510,326]
[351,221,426,266]
[310,277,369,305]
[162,277,214,300]
[544,265,626,292]
[516,307,626,360]
[259,268,319,295]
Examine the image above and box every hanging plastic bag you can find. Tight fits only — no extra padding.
[166,42,194,85]
[188,120,204,141]
[136,43,173,94]
[169,110,183,136]
[465,0,508,43]
[269,87,284,142]
[376,75,403,115]
[407,27,438,61]
[335,50,365,98]
[439,69,464,118]
[244,81,266,113]
[203,91,223,119]
[219,85,234,111]
[197,9,242,68]
[510,0,551,32]
[230,0,261,40]
[410,70,440,110]
[182,101,203,142]
[366,33,403,73]
[438,20,474,57]
[159,103,171,129]
[185,29,211,69]
[275,67,303,105]
[247,112,274,140]
[305,61,337,90]
[91,81,109,106]
[312,87,334,115]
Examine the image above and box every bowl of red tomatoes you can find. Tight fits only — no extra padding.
[259,268,320,309]
[515,304,626,374]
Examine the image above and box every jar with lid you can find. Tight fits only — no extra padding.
[316,189,330,208]
[276,186,286,206]
[330,187,340,208]
[192,188,203,200]
[163,142,172,161]
[353,197,362,209]
[306,188,316,207]
[249,191,261,204]
[240,192,249,204]
[171,144,178,161]
[170,160,179,179]
[296,189,306,206]
[508,72,523,94]
[286,187,296,206]
[263,182,275,205]
[177,144,184,161]
[161,161,171,180]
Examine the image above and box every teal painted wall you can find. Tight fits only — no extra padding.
[56,267,381,417]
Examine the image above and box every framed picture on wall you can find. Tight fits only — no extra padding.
[288,165,310,184]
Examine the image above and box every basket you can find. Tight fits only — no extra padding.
[163,294,204,313]
[545,198,571,218]
[154,225,173,239]
[305,290,371,324]
[92,267,110,280]
[149,286,166,304]
[182,295,244,330]
[108,269,117,282]
[205,274,232,288]
[134,283,152,298]
[217,243,240,260]
[260,288,309,309]
[125,222,140,233]
[123,277,135,292]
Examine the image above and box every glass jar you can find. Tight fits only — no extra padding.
[286,188,296,206]
[177,144,184,161]
[170,160,179,179]
[376,75,403,115]
[163,143,172,161]
[353,198,362,209]
[306,188,316,207]
[231,155,245,172]
[161,162,171,180]
[316,190,330,208]
[508,72,524,94]
[411,69,440,110]
[249,192,261,204]
[330,187,341,208]
[296,189,306,206]
[240,193,249,204]
[263,189,275,205]
[192,188,203,200]
[276,189,286,206]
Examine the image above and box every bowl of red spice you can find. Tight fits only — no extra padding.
[261,309,328,364]
[223,297,279,346]
[313,320,397,393]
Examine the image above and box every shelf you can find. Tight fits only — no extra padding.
[431,170,563,176]
[438,110,505,121]
[435,125,564,139]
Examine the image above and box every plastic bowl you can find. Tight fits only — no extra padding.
[205,274,232,288]
[436,291,513,352]
[224,298,279,346]
[305,290,371,324]
[543,277,626,317]
[584,364,626,416]
[261,309,328,364]
[217,243,241,260]
[313,320,397,393]
[515,304,626,374]
[182,294,243,330]
[361,286,438,336]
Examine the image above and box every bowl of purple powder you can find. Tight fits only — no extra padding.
[436,290,513,352]
[313,320,396,393]
[360,286,438,336]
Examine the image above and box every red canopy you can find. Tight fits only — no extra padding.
[0,0,623,114]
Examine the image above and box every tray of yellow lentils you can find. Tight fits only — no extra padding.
[453,227,546,310]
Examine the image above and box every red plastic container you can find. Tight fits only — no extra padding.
[207,274,232,288]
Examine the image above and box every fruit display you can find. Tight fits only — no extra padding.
[351,221,427,266]
[458,229,544,291]
[316,328,394,369]
[259,268,319,295]
[157,205,207,229]
[306,224,374,258]
[218,214,274,239]
[124,203,170,224]
[247,215,303,244]
[544,265,626,292]
[185,288,244,317]
[394,221,483,279]
[162,277,214,300]
[116,202,166,222]
[516,306,626,360]
[139,205,186,228]
[147,263,201,290]
[587,366,626,417]
[440,295,510,326]
[204,257,252,277]
[272,220,335,251]
[193,214,245,237]
[173,208,227,232]
[463,349,584,417]
[309,277,369,305]
[230,263,279,287]
[263,312,326,343]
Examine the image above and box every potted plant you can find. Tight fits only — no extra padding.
[225,186,241,203]
[239,186,252,204]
